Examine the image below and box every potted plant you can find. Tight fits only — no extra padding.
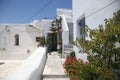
[40,36,46,47]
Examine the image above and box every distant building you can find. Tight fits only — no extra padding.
[72,0,120,60]
[0,24,41,54]
[32,19,55,51]
[31,19,53,37]
[0,19,52,54]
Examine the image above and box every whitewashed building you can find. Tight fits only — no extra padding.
[31,19,53,37]
[0,24,41,54]
[0,19,52,54]
[72,0,120,60]
[57,8,73,57]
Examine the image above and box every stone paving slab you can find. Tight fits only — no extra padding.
[0,62,23,80]
[0,54,30,60]
[42,52,70,80]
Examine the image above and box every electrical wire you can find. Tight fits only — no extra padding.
[23,0,53,23]
[86,0,119,18]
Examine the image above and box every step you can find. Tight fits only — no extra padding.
[43,74,69,78]
[43,78,70,80]
[42,52,70,80]
[43,74,70,80]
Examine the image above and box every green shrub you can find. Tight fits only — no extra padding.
[40,36,46,46]
[74,57,114,80]
[72,10,120,80]
[70,51,75,57]
[58,49,62,54]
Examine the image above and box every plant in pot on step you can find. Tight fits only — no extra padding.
[40,36,46,47]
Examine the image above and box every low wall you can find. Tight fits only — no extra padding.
[6,47,47,80]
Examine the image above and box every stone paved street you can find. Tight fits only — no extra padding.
[0,54,30,80]
[0,62,23,80]
[0,54,30,60]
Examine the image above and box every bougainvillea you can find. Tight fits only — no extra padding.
[63,55,77,76]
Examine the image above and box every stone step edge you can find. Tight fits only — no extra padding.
[42,74,70,78]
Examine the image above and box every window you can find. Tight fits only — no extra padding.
[78,17,85,38]
[15,34,19,46]
[36,37,41,42]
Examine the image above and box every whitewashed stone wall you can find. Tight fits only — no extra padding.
[6,47,47,80]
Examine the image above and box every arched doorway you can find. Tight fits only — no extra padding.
[15,34,19,46]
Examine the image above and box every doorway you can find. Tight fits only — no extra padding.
[47,33,57,52]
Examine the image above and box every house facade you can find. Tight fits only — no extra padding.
[72,0,120,60]
[0,19,53,54]
[0,24,41,54]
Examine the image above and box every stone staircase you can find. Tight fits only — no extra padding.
[62,44,73,58]
[42,52,70,80]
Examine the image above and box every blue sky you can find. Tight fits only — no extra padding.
[0,0,72,24]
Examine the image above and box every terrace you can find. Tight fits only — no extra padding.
[0,47,69,80]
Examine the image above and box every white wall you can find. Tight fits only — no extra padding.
[72,0,120,61]
[32,19,53,37]
[0,24,41,54]
[72,0,87,60]
[61,15,69,44]
[6,47,47,80]
[41,19,53,36]
[86,0,120,29]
